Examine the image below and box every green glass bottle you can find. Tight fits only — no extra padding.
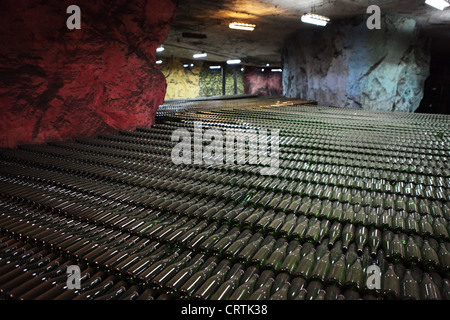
[311,252,331,282]
[304,219,321,244]
[279,214,297,238]
[328,222,342,249]
[248,277,274,300]
[279,245,302,275]
[419,272,442,300]
[210,269,244,300]
[406,214,420,235]
[291,216,309,241]
[193,265,231,300]
[195,225,230,253]
[223,232,252,261]
[330,203,344,222]
[433,219,449,241]
[419,215,434,237]
[355,226,368,256]
[353,207,367,226]
[255,210,276,232]
[345,258,364,290]
[382,264,400,299]
[367,208,379,228]
[305,280,324,300]
[237,234,264,265]
[342,223,355,253]
[186,223,220,251]
[178,261,218,298]
[287,277,306,300]
[326,254,346,287]
[264,241,288,271]
[293,288,307,300]
[405,236,422,266]
[266,212,286,236]
[438,243,450,274]
[390,234,405,263]
[330,241,343,264]
[242,208,265,229]
[421,240,440,271]
[251,238,276,268]
[400,269,420,300]
[441,279,450,300]
[229,273,259,300]
[294,249,316,279]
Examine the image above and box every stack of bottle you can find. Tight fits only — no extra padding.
[0,100,448,299]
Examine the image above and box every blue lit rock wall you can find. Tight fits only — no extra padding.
[282,15,430,112]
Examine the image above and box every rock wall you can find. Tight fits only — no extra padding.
[244,67,283,97]
[0,0,178,148]
[283,15,430,112]
[161,58,202,100]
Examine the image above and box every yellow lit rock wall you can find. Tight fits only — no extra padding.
[160,58,202,99]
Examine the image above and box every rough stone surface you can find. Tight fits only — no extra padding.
[0,0,177,148]
[282,15,430,112]
[244,67,283,97]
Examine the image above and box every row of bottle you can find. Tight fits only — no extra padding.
[3,195,449,280]
[1,235,448,300]
[1,172,449,256]
[6,134,449,206]
[128,126,448,170]
[161,117,449,156]
[165,109,448,136]
[11,142,449,207]
[1,173,449,258]
[82,127,449,179]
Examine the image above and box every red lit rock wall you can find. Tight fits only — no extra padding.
[243,67,283,97]
[0,0,178,148]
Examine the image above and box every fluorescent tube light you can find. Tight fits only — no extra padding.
[227,59,241,65]
[156,60,163,65]
[425,0,450,10]
[183,64,189,68]
[193,53,207,59]
[209,66,221,69]
[301,13,330,26]
[272,69,283,72]
[229,22,256,31]
[156,46,165,53]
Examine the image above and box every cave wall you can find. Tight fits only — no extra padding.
[160,58,244,99]
[0,0,178,148]
[282,15,430,112]
[244,67,283,97]
[161,58,202,100]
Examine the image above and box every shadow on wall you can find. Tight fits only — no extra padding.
[243,67,283,97]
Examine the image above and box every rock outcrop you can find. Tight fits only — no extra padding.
[0,0,178,148]
[283,15,430,112]
[244,67,283,97]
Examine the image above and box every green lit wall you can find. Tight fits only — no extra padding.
[160,58,244,99]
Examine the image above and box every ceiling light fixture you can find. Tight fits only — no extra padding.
[193,53,207,59]
[156,60,163,65]
[183,64,189,68]
[272,69,283,72]
[209,66,221,69]
[301,13,330,26]
[227,59,241,65]
[425,0,450,10]
[229,22,256,31]
[156,46,165,53]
